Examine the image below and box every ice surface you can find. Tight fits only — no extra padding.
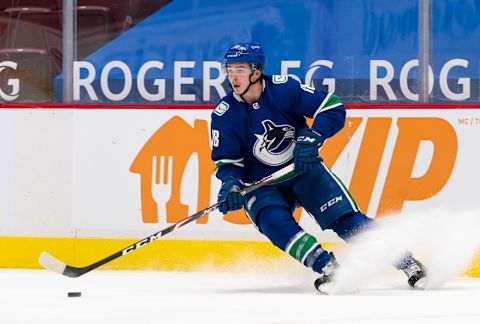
[3,209,480,323]
[1,268,480,324]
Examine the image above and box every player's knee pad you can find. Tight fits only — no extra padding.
[327,212,374,241]
[244,185,295,227]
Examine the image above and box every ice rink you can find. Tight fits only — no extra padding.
[2,268,480,324]
[3,210,480,324]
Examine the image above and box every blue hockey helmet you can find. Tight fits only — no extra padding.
[223,42,265,71]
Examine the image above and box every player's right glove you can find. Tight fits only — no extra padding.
[294,128,324,174]
[218,176,245,214]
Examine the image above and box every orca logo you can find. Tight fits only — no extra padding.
[253,120,295,166]
[0,61,19,101]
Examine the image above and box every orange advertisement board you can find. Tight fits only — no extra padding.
[69,105,478,241]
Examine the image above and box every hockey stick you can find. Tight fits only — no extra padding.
[39,163,296,278]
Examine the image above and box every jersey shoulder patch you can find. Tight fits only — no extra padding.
[213,101,230,116]
[272,75,288,84]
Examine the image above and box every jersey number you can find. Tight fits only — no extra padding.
[211,129,220,147]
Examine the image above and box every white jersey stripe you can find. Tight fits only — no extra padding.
[313,93,333,119]
[214,158,245,169]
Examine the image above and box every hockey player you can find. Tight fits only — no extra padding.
[210,42,426,293]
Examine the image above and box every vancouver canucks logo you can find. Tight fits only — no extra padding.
[253,120,295,166]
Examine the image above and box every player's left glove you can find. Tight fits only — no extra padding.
[217,176,245,214]
[294,128,324,174]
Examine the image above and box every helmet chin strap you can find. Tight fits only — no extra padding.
[239,73,262,101]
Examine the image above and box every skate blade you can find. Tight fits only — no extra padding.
[413,277,427,290]
[316,283,333,295]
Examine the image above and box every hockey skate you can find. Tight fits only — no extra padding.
[398,255,427,289]
[314,253,338,294]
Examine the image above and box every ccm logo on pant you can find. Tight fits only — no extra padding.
[320,196,343,212]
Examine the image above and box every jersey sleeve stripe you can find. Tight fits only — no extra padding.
[313,93,342,119]
[318,93,333,110]
[318,102,343,114]
[214,159,245,169]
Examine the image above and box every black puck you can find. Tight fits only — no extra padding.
[68,292,81,297]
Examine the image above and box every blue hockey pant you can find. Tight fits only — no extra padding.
[245,162,374,273]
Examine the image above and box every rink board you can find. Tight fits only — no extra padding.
[0,103,480,275]
[1,236,479,277]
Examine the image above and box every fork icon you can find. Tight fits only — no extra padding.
[151,155,173,220]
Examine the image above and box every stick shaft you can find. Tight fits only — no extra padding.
[39,164,296,278]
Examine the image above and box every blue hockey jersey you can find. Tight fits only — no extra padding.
[210,75,346,183]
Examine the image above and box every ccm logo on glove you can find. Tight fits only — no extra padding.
[297,135,318,143]
[293,128,325,174]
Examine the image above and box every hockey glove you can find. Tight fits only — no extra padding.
[218,176,245,214]
[294,128,324,174]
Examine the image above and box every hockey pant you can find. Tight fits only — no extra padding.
[245,162,374,273]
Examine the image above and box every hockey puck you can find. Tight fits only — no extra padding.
[67,292,81,297]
